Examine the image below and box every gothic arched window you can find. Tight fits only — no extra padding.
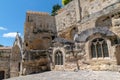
[55,51,63,65]
[91,38,109,58]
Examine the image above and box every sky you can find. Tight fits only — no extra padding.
[0,0,61,46]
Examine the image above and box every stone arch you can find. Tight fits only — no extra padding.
[85,33,114,61]
[90,38,109,58]
[75,27,117,43]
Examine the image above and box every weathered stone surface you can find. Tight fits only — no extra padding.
[51,0,120,71]
[24,11,56,50]
[4,0,120,79]
[55,0,77,37]
[75,27,116,42]
[0,47,11,79]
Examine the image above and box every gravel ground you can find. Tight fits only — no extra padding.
[5,70,120,80]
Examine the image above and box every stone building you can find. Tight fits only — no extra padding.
[0,47,11,79]
[2,0,120,79]
[22,11,56,75]
[10,33,22,77]
[16,0,120,75]
[52,0,120,71]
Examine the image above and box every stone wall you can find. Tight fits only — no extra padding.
[52,0,120,71]
[78,1,120,33]
[23,50,50,75]
[55,0,77,33]
[56,0,120,38]
[115,45,120,65]
[0,47,11,79]
[111,13,120,37]
[10,45,21,77]
[24,11,56,50]
[80,0,119,18]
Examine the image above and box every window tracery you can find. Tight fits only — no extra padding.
[55,51,63,65]
[91,38,109,58]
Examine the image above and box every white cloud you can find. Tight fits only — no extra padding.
[3,32,21,38]
[0,27,7,30]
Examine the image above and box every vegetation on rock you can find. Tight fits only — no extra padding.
[51,4,61,16]
[0,44,3,47]
[62,0,72,5]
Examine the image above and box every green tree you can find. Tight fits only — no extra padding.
[0,44,3,47]
[62,0,72,5]
[51,4,61,16]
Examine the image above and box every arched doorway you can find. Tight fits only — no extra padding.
[90,38,109,58]
[0,71,5,80]
[55,51,63,65]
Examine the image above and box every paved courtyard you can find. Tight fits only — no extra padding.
[6,70,120,80]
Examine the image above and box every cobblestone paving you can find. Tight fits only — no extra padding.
[6,70,120,80]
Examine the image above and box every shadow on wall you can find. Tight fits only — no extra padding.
[70,27,78,40]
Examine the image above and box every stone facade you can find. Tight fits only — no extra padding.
[22,11,56,75]
[55,0,79,40]
[51,0,120,71]
[0,47,11,79]
[24,11,56,50]
[2,0,120,79]
[10,33,22,77]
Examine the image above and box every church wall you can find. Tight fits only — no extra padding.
[10,45,21,77]
[55,0,78,40]
[56,0,120,39]
[111,13,120,37]
[23,51,50,75]
[51,47,78,71]
[55,0,77,32]
[80,0,119,18]
[0,47,11,79]
[115,45,120,65]
[82,36,118,71]
[23,11,56,75]
[7,0,120,77]
[24,11,56,50]
[21,0,120,73]
[78,2,120,34]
